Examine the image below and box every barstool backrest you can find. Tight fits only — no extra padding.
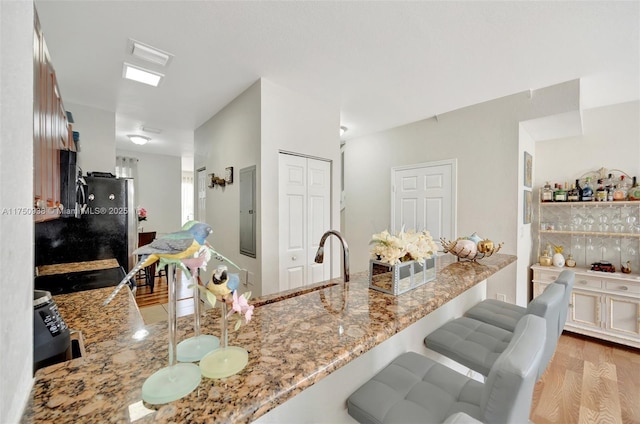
[552,269,575,335]
[526,283,564,379]
[480,314,546,423]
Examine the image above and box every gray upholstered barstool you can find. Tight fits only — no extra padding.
[347,315,546,424]
[464,269,575,334]
[424,282,565,378]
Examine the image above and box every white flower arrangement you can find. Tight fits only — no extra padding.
[370,229,438,265]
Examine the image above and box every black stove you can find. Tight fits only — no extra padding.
[34,267,134,295]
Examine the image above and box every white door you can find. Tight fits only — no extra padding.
[392,159,456,245]
[279,153,331,291]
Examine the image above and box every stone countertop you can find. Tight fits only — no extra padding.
[36,259,121,277]
[55,283,146,352]
[21,253,516,423]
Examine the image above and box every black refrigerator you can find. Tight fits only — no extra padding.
[35,174,137,291]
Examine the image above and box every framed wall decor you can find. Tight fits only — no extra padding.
[524,151,532,188]
[225,166,234,184]
[524,190,532,224]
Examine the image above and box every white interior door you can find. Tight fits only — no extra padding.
[279,153,330,291]
[391,159,456,245]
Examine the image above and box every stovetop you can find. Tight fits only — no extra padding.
[34,266,134,295]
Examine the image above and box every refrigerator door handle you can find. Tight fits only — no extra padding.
[76,179,87,217]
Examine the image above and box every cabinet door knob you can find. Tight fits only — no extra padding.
[291,256,297,261]
[619,286,628,291]
[579,280,588,285]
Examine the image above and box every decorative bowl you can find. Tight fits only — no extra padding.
[440,237,503,261]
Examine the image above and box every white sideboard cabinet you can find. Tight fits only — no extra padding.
[532,199,640,348]
[532,265,640,348]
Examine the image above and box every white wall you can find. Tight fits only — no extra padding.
[344,80,581,304]
[194,81,262,295]
[117,149,182,236]
[260,79,341,296]
[66,101,116,174]
[0,1,35,422]
[535,101,640,189]
[517,127,536,306]
[194,78,341,297]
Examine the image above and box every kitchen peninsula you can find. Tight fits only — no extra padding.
[22,254,516,423]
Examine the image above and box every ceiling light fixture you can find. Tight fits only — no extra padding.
[128,134,151,145]
[340,126,348,136]
[128,39,173,67]
[123,63,164,87]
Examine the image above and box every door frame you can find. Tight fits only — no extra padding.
[390,158,457,240]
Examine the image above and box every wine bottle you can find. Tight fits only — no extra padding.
[596,179,607,202]
[541,181,554,202]
[554,182,567,202]
[613,175,628,201]
[567,183,579,202]
[628,176,640,201]
[606,173,614,201]
[581,177,593,201]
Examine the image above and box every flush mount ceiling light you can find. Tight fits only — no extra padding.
[127,39,173,67]
[123,63,164,87]
[128,134,151,145]
[340,126,348,136]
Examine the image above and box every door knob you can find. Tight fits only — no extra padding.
[291,256,297,261]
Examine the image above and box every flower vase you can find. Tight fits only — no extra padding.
[141,263,201,404]
[176,270,219,362]
[199,300,249,379]
[552,252,565,268]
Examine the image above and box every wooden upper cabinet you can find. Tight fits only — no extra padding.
[34,9,71,222]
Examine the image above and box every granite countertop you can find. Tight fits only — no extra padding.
[36,259,121,277]
[22,253,516,423]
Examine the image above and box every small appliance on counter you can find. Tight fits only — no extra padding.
[33,290,70,372]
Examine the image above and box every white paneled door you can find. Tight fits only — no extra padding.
[279,153,331,291]
[391,160,456,246]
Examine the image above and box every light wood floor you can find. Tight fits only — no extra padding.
[135,284,640,423]
[531,332,640,424]
[134,274,196,324]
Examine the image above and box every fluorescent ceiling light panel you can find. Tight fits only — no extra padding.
[123,63,163,87]
[141,126,162,134]
[128,39,173,67]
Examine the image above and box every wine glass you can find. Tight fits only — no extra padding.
[584,212,595,231]
[598,209,609,232]
[626,213,638,233]
[572,235,584,267]
[611,209,624,233]
[599,238,607,261]
[571,211,584,231]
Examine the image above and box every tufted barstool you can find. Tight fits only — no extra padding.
[463,270,574,334]
[347,315,546,424]
[424,281,565,379]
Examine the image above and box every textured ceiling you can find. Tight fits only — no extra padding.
[35,1,639,160]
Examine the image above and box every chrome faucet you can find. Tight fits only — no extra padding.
[314,230,350,282]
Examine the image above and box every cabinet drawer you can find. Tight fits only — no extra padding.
[574,275,603,290]
[534,269,561,283]
[604,281,640,295]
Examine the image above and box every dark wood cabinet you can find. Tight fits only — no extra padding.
[33,10,74,222]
